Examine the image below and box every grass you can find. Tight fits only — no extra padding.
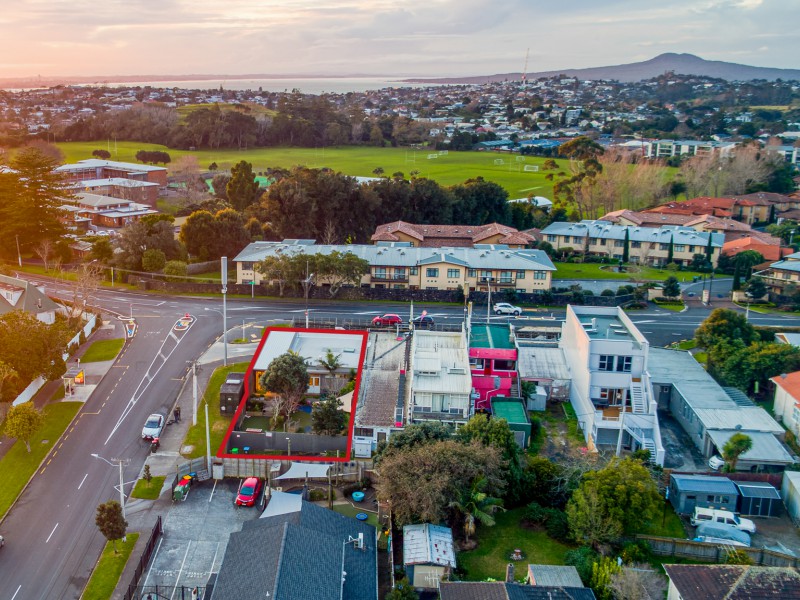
[81,533,140,600]
[562,403,586,445]
[640,506,687,539]
[80,339,125,363]
[56,141,558,198]
[675,339,697,351]
[553,262,709,282]
[653,301,685,312]
[331,502,381,529]
[0,402,82,518]
[458,508,574,581]
[181,362,249,458]
[131,476,166,500]
[694,352,708,365]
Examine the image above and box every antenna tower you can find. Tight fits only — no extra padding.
[521,48,530,87]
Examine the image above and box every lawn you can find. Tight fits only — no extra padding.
[332,502,381,529]
[553,262,710,282]
[80,338,125,363]
[56,141,557,198]
[675,339,697,351]
[561,403,587,445]
[81,533,140,600]
[0,402,82,518]
[640,506,687,539]
[458,508,574,581]
[653,300,685,312]
[181,362,248,458]
[131,476,166,500]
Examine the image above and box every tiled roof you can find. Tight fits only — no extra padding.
[722,238,791,261]
[370,221,536,247]
[663,564,800,600]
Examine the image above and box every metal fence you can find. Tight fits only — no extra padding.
[636,534,800,567]
[123,517,163,600]
[125,584,208,600]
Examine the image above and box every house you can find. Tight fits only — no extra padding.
[402,524,456,590]
[649,348,794,471]
[771,371,800,436]
[62,192,158,228]
[722,236,791,262]
[781,471,800,525]
[55,159,166,207]
[663,564,800,600]
[210,500,377,600]
[371,221,537,248]
[0,274,61,324]
[759,252,800,294]
[642,139,736,159]
[469,323,518,410]
[438,582,596,599]
[516,345,571,405]
[669,474,739,514]
[560,305,665,465]
[233,240,556,294]
[526,565,583,588]
[540,221,722,267]
[407,330,473,427]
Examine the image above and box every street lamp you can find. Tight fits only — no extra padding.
[91,453,130,523]
[483,275,495,322]
[204,307,228,367]
[221,256,228,367]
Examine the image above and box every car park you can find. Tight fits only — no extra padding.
[493,302,522,316]
[141,413,165,440]
[235,477,263,507]
[411,315,434,329]
[371,314,403,327]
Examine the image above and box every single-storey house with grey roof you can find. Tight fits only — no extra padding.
[669,474,739,514]
[233,240,556,294]
[403,523,456,590]
[648,348,793,472]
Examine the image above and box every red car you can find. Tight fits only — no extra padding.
[235,477,263,507]
[371,313,403,327]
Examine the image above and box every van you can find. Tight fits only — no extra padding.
[690,507,756,533]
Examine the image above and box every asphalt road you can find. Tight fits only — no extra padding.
[3,275,800,598]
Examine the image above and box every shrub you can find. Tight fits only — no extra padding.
[621,540,651,564]
[565,546,600,585]
[600,289,615,297]
[164,260,188,282]
[523,501,548,524]
[544,508,570,541]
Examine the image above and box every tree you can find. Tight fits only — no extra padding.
[566,458,660,547]
[92,149,111,160]
[259,352,309,428]
[746,276,767,300]
[622,228,630,264]
[386,579,418,600]
[722,432,753,472]
[456,414,520,469]
[608,564,666,600]
[559,136,605,160]
[318,349,343,394]
[141,248,166,272]
[374,421,453,463]
[95,500,127,553]
[163,260,188,282]
[0,311,70,388]
[315,251,370,297]
[590,556,622,600]
[662,276,680,299]
[226,160,260,211]
[180,210,217,261]
[666,234,674,264]
[735,250,764,283]
[695,308,759,349]
[0,360,19,404]
[311,393,347,436]
[3,401,44,452]
[375,440,506,526]
[448,476,504,542]
[90,237,114,263]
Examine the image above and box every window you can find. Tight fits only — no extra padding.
[598,238,606,246]
[660,243,670,251]
[631,241,641,248]
[499,270,513,283]
[516,271,525,279]
[675,245,686,252]
[534,271,547,280]
[241,261,254,270]
[395,268,406,278]
[447,268,460,278]
[616,356,633,372]
[426,268,439,277]
[688,245,695,253]
[573,236,582,244]
[468,269,476,278]
[308,376,320,387]
[480,270,492,281]
[374,268,387,278]
[410,267,418,275]
[599,355,614,371]
[614,240,624,247]
[494,359,515,371]
[547,234,558,242]
[793,406,800,424]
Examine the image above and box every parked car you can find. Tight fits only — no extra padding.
[691,507,756,533]
[411,315,435,329]
[708,455,725,471]
[235,477,263,507]
[693,522,751,547]
[141,413,165,440]
[493,302,522,316]
[371,314,403,327]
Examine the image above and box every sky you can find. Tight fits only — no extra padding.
[0,0,797,78]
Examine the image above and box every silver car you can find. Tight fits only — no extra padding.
[141,413,165,440]
[493,302,522,316]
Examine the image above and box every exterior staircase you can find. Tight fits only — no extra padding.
[629,379,646,414]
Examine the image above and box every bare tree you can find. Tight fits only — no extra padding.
[608,564,667,600]
[67,262,103,326]
[35,239,53,271]
[321,220,338,245]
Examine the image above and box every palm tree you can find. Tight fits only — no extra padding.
[319,349,343,394]
[449,477,505,543]
[722,433,753,472]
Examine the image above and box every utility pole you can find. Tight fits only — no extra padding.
[221,257,228,366]
[192,361,198,426]
[15,234,22,267]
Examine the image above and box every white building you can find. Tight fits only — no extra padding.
[560,305,664,464]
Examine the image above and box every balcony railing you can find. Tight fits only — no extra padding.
[371,273,409,282]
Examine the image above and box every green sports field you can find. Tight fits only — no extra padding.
[56,141,556,198]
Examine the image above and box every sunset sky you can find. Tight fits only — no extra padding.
[1,0,796,78]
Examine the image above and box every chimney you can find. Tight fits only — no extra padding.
[782,373,788,379]
[505,563,515,583]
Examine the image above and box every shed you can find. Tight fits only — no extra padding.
[219,372,245,416]
[735,481,783,517]
[490,397,532,448]
[403,524,456,590]
[782,471,800,524]
[669,474,739,514]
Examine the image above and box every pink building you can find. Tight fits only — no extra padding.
[469,324,518,412]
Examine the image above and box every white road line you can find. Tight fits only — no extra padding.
[209,541,222,574]
[142,537,164,588]
[171,543,192,599]
[46,523,59,543]
[78,473,88,490]
[209,479,218,502]
[10,585,22,600]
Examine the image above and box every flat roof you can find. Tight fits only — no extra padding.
[517,346,570,381]
[736,482,781,499]
[491,398,528,423]
[707,430,794,464]
[469,324,515,349]
[252,330,364,372]
[578,314,634,341]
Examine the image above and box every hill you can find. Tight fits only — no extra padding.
[404,53,800,84]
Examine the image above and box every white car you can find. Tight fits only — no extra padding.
[141,413,165,440]
[493,302,522,316]
[708,455,725,471]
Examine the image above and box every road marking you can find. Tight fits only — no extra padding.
[46,523,59,543]
[171,543,192,599]
[143,537,164,588]
[10,585,21,600]
[209,479,218,502]
[78,473,88,489]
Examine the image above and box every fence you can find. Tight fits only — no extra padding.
[636,535,800,567]
[123,516,163,600]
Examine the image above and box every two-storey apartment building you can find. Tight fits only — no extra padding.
[233,240,556,294]
[560,305,664,464]
[759,251,800,294]
[371,221,536,248]
[540,221,722,267]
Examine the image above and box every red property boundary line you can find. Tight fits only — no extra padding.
[218,326,369,463]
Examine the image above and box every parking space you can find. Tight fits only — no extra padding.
[750,513,800,555]
[142,479,261,590]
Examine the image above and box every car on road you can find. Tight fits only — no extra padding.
[235,477,263,507]
[493,302,522,316]
[411,315,435,329]
[708,454,725,471]
[141,413,165,440]
[372,313,403,327]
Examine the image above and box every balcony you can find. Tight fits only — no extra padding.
[494,278,516,287]
[371,273,409,283]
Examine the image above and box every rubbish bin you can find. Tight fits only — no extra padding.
[173,485,186,502]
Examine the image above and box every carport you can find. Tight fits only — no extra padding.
[736,482,783,517]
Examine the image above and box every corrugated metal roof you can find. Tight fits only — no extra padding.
[736,482,781,499]
[541,220,723,247]
[403,524,456,568]
[707,430,794,464]
[517,346,570,380]
[671,474,739,494]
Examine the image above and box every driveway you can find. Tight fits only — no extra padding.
[658,411,705,471]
